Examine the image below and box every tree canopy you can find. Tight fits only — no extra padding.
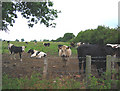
[53,33,75,42]
[73,26,119,44]
[2,1,61,31]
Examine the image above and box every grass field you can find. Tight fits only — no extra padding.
[2,41,77,56]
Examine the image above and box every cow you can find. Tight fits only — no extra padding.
[57,45,63,52]
[106,44,118,48]
[25,42,28,44]
[77,42,82,47]
[77,44,116,76]
[58,45,63,49]
[8,43,26,61]
[58,45,72,67]
[70,42,75,47]
[106,44,120,67]
[34,41,37,45]
[7,41,10,44]
[27,49,47,58]
[43,43,50,47]
[114,45,120,67]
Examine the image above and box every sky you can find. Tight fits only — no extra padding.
[0,0,119,41]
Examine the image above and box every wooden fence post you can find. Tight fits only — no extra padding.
[106,55,111,80]
[43,57,48,79]
[86,55,91,88]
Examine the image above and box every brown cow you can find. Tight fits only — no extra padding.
[58,45,72,67]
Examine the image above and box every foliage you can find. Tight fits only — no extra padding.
[54,33,75,42]
[43,39,49,42]
[15,39,19,42]
[86,75,111,89]
[2,1,61,31]
[21,38,24,42]
[73,26,119,44]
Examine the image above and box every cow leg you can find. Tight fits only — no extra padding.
[79,60,82,74]
[9,51,13,60]
[63,60,67,67]
[13,53,16,60]
[83,60,86,74]
[62,57,66,67]
[96,62,106,76]
[19,53,22,61]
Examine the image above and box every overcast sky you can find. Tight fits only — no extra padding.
[0,0,119,41]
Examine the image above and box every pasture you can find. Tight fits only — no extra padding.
[1,41,120,89]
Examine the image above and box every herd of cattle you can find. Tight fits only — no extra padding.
[7,41,120,76]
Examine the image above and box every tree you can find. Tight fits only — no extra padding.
[55,37,63,42]
[21,38,24,42]
[15,39,19,42]
[43,39,49,42]
[2,1,61,31]
[62,33,75,42]
[73,26,119,44]
[33,40,37,42]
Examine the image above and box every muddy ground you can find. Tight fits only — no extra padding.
[2,53,98,80]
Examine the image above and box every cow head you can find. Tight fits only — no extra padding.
[8,43,14,49]
[27,49,34,54]
[59,45,71,58]
[36,52,47,58]
[22,46,26,52]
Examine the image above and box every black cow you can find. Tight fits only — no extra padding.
[43,43,50,47]
[7,41,10,44]
[25,42,28,44]
[8,44,26,61]
[77,44,116,76]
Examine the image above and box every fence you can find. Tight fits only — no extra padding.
[42,55,120,80]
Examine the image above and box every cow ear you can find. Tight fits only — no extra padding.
[59,47,62,49]
[67,46,70,49]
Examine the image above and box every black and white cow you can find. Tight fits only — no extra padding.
[106,44,118,48]
[106,44,120,67]
[27,49,47,58]
[8,43,26,61]
[70,42,75,47]
[77,44,116,76]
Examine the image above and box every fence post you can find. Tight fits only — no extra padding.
[86,55,91,88]
[43,57,48,79]
[106,55,111,80]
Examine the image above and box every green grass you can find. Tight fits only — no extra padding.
[2,41,77,56]
[3,72,119,89]
[2,73,83,89]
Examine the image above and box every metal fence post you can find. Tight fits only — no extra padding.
[86,55,91,88]
[106,55,111,80]
[43,57,48,79]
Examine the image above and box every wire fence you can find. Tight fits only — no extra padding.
[42,55,120,79]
